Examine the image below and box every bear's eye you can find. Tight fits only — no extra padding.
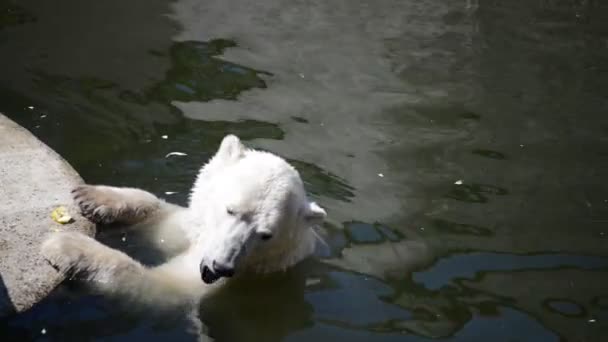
[259,232,273,241]
[226,208,237,216]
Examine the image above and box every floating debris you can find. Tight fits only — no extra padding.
[165,191,178,195]
[589,319,596,323]
[27,106,34,110]
[161,135,168,139]
[305,278,321,286]
[41,328,46,335]
[454,180,463,185]
[378,173,384,178]
[51,206,72,224]
[121,236,126,242]
[40,114,47,119]
[165,152,188,158]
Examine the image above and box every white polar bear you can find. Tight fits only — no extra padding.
[41,135,326,306]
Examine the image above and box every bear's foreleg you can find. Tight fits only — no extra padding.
[41,232,197,305]
[42,231,145,286]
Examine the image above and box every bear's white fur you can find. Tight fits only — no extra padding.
[41,135,326,306]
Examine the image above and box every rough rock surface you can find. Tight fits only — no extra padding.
[0,114,94,317]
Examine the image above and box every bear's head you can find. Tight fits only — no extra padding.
[189,135,326,284]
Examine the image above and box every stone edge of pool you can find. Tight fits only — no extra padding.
[0,113,95,318]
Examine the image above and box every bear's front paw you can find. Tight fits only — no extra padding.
[41,232,94,275]
[72,185,120,224]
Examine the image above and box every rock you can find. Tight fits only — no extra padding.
[0,114,95,317]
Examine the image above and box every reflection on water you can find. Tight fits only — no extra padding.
[445,183,509,203]
[344,221,404,244]
[287,306,560,342]
[545,299,585,318]
[1,0,608,341]
[430,219,493,237]
[131,39,270,105]
[289,159,356,202]
[413,252,608,290]
[471,149,507,160]
[0,1,35,30]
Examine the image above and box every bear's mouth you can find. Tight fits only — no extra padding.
[201,264,221,284]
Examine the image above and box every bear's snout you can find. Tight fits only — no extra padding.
[200,259,236,284]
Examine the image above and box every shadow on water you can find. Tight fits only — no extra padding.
[0,275,15,318]
[1,0,608,341]
[199,265,316,342]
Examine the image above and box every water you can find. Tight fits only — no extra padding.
[1,0,608,340]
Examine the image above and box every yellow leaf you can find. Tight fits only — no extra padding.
[51,206,72,224]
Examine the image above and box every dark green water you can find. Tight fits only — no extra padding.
[1,0,608,341]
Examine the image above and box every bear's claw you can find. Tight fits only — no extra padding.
[72,185,121,225]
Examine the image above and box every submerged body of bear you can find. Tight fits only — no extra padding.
[41,135,326,306]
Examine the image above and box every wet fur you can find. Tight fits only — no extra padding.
[41,135,326,307]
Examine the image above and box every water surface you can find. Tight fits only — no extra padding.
[1,0,608,341]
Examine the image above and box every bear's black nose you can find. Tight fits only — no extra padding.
[200,263,220,284]
[212,260,235,278]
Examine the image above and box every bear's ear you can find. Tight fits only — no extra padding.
[303,201,327,226]
[217,134,245,162]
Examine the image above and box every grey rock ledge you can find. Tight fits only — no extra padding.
[0,113,95,318]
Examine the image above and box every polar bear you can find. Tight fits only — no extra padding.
[41,135,326,306]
